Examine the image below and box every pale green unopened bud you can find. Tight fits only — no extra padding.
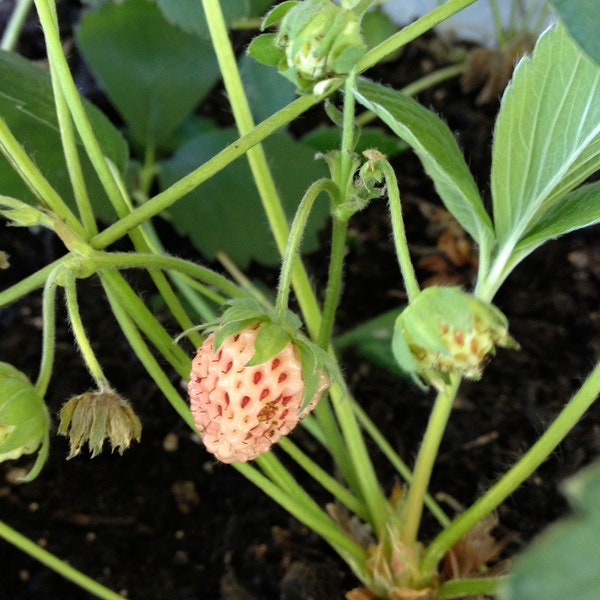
[0,362,49,467]
[274,0,366,92]
[392,287,518,389]
[59,387,141,458]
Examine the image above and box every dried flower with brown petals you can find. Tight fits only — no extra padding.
[58,387,141,458]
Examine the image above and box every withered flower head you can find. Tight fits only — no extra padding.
[58,387,141,458]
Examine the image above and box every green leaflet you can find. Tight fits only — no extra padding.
[491,23,600,248]
[512,180,600,266]
[160,130,329,268]
[353,78,494,253]
[499,461,600,600]
[156,0,250,37]
[76,0,221,148]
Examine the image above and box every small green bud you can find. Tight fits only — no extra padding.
[0,362,49,473]
[249,0,367,94]
[392,287,518,389]
[58,387,141,458]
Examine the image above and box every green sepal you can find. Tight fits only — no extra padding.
[261,1,299,30]
[391,319,426,389]
[246,322,292,367]
[391,287,516,388]
[220,297,266,324]
[213,318,264,352]
[211,297,303,359]
[294,337,339,412]
[247,33,285,67]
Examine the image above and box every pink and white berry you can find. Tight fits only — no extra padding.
[188,324,328,463]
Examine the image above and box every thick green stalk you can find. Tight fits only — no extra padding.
[48,61,97,235]
[356,0,478,72]
[421,361,600,576]
[34,0,130,220]
[400,375,461,546]
[0,520,124,600]
[330,381,391,537]
[352,401,450,528]
[201,0,322,338]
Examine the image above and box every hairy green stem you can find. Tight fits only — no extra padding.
[63,269,106,384]
[356,0,477,73]
[90,93,317,249]
[201,0,323,338]
[401,375,461,547]
[274,179,338,322]
[421,361,600,576]
[318,216,349,348]
[0,520,124,600]
[0,257,66,308]
[317,73,357,348]
[379,160,420,302]
[83,251,243,301]
[34,269,59,397]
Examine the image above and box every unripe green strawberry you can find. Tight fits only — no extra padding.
[0,362,49,480]
[188,324,329,463]
[392,287,518,389]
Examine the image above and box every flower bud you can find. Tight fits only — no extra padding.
[274,0,366,92]
[58,387,141,458]
[392,287,518,389]
[0,362,49,468]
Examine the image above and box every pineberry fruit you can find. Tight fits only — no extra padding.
[188,324,328,463]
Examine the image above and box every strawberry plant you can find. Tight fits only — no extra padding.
[0,0,599,598]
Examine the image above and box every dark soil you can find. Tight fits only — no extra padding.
[1,2,599,599]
